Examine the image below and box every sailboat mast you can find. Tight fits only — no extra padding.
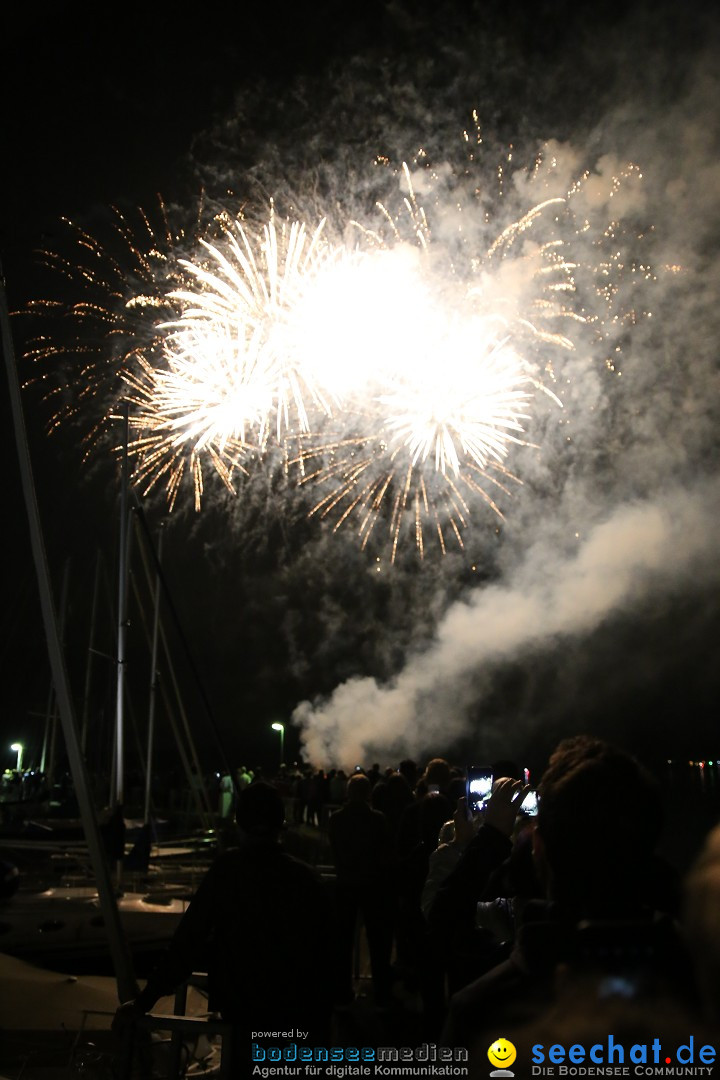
[2,267,138,1003]
[114,404,129,810]
[144,525,163,825]
[80,550,102,756]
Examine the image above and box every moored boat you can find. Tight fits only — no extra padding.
[0,885,189,970]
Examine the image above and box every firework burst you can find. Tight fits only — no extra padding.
[285,164,579,558]
[25,128,653,557]
[124,210,349,507]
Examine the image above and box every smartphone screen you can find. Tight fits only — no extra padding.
[519,788,539,816]
[466,765,494,813]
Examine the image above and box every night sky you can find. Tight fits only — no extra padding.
[1,1,719,791]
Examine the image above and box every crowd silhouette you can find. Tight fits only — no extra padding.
[115,736,720,1073]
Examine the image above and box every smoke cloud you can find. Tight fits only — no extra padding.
[293,482,720,766]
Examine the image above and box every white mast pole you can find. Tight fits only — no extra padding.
[144,525,163,825]
[114,403,129,811]
[1,267,138,1003]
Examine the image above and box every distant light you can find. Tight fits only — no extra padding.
[271,723,284,732]
[10,743,22,752]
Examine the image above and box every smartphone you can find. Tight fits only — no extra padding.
[466,765,494,813]
[519,788,539,817]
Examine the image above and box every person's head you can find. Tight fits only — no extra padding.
[346,773,372,803]
[534,736,662,913]
[423,757,451,792]
[385,770,413,802]
[235,781,285,839]
[398,759,418,788]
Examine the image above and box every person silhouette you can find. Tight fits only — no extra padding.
[113,782,333,1070]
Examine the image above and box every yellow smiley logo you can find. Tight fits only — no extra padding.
[488,1038,517,1070]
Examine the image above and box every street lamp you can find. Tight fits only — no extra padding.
[10,743,23,773]
[271,723,285,767]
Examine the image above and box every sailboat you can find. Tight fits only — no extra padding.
[0,883,189,971]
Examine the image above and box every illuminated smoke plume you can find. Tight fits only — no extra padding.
[294,482,720,767]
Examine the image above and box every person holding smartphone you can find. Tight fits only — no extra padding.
[441,737,691,1065]
[426,773,532,995]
